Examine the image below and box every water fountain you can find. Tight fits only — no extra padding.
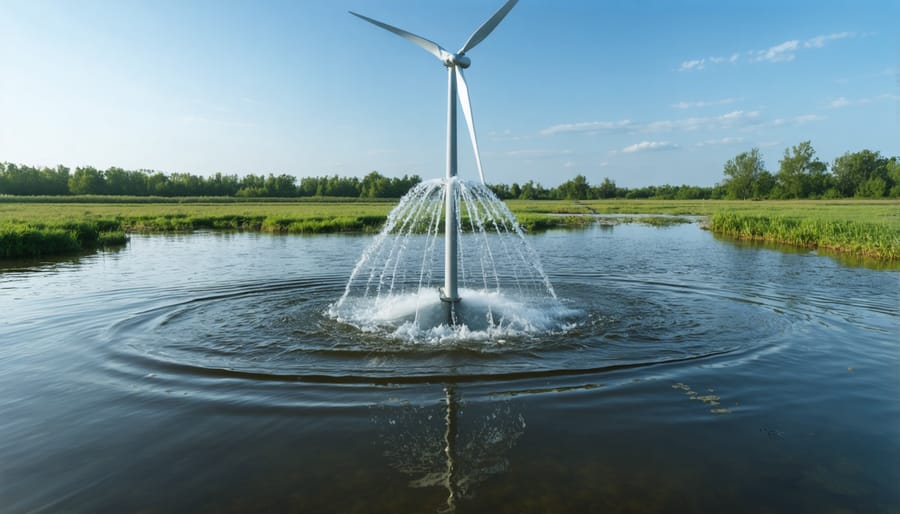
[334,1,563,335]
[329,177,561,339]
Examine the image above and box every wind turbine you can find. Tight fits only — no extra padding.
[350,0,519,317]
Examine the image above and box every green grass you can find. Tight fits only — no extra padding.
[708,212,898,261]
[1,197,897,262]
[0,220,128,258]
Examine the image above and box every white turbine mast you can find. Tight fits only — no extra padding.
[350,0,518,314]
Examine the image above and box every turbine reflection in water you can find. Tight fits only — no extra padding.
[374,386,526,512]
[329,178,570,341]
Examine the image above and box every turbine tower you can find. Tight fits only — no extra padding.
[350,0,518,323]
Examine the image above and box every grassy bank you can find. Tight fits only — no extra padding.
[1,197,897,261]
[0,220,127,258]
[0,198,394,257]
[514,199,900,261]
[708,212,898,261]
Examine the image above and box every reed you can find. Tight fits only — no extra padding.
[709,212,899,261]
[1,220,128,258]
[2,198,897,262]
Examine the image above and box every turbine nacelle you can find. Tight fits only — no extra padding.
[444,53,471,69]
[350,0,518,186]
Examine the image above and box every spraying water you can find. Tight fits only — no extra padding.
[329,178,569,342]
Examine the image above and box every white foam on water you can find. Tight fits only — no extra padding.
[330,287,576,344]
[328,178,567,344]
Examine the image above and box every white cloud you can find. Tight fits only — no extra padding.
[678,59,706,72]
[696,136,744,147]
[622,141,678,153]
[504,149,573,159]
[769,114,825,127]
[828,94,898,108]
[672,97,740,109]
[644,110,761,133]
[539,120,634,136]
[680,32,857,71]
[829,97,852,108]
[804,32,853,48]
[752,40,800,63]
[540,110,823,142]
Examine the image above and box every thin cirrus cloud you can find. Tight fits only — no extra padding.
[828,94,899,108]
[539,120,634,136]
[672,97,741,109]
[695,136,744,147]
[541,110,762,136]
[621,141,679,153]
[679,32,856,71]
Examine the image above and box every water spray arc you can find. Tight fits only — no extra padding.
[350,0,519,324]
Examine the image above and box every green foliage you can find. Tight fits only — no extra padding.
[0,220,128,258]
[722,148,773,199]
[776,141,831,199]
[709,212,898,261]
[0,163,70,195]
[831,149,894,198]
[2,198,898,262]
[718,145,897,200]
[1,163,423,199]
[3,142,898,202]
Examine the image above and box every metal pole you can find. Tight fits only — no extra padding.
[442,66,460,309]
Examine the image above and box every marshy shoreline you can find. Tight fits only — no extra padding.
[1,197,897,262]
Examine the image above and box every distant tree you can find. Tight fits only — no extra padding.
[594,177,617,199]
[556,174,590,200]
[264,174,298,197]
[360,171,389,198]
[0,163,71,195]
[721,148,772,199]
[68,166,105,195]
[145,172,170,195]
[103,167,150,196]
[518,180,548,200]
[887,158,900,198]
[488,183,512,199]
[236,174,266,197]
[776,141,830,198]
[832,149,889,197]
[674,185,712,200]
[203,172,240,196]
[625,186,653,199]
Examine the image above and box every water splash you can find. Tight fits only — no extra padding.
[329,178,568,341]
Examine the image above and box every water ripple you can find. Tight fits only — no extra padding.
[97,270,823,399]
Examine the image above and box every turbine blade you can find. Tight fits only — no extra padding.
[458,0,519,54]
[455,68,486,184]
[349,11,450,62]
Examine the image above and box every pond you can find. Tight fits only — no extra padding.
[1,223,898,513]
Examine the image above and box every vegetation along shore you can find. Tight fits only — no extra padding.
[2,197,896,263]
[2,143,898,261]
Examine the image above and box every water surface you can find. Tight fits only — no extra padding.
[1,224,898,513]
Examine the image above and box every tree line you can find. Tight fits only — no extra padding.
[718,143,899,200]
[488,144,899,201]
[0,166,422,199]
[2,143,897,200]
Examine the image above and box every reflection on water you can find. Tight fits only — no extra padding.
[0,227,898,513]
[374,386,525,512]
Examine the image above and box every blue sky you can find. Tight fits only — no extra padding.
[1,0,897,188]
